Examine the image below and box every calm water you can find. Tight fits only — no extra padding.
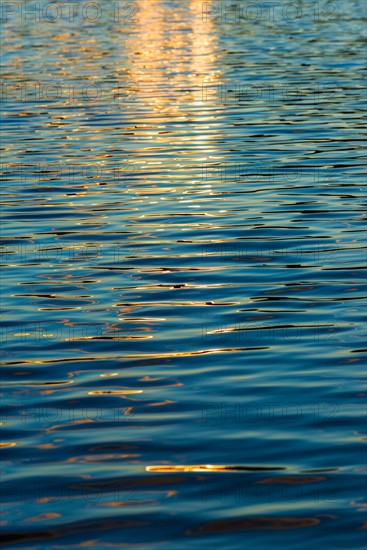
[1,1,366,548]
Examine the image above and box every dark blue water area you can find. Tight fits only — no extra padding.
[1,1,366,548]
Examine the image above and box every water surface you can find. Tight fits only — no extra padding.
[1,1,366,548]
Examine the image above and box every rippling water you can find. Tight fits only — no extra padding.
[1,1,366,548]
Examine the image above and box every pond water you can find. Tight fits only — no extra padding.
[1,1,366,548]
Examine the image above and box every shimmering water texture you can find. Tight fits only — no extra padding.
[1,1,366,548]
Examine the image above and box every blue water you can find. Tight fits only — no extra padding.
[1,1,366,548]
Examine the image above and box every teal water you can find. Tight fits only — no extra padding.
[1,1,366,548]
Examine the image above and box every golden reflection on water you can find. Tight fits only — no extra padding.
[122,0,221,164]
[87,390,143,395]
[146,465,286,472]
